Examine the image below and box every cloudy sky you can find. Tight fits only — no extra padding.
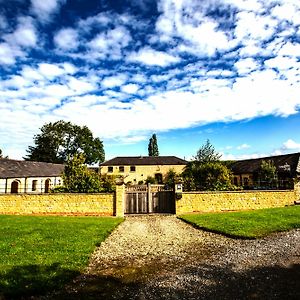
[1,0,300,161]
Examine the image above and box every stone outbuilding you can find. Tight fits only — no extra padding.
[0,159,64,194]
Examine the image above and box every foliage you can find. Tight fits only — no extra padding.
[0,148,8,159]
[99,175,116,192]
[148,133,159,156]
[182,161,235,191]
[258,160,277,184]
[25,120,105,164]
[0,215,123,298]
[62,154,102,193]
[179,206,300,239]
[145,175,156,184]
[164,169,181,187]
[194,139,221,162]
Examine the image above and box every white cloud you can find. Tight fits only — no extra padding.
[0,43,18,65]
[234,58,259,75]
[127,46,180,66]
[237,143,251,150]
[31,0,66,21]
[54,28,79,50]
[102,74,128,88]
[121,83,139,94]
[38,63,65,79]
[282,139,300,151]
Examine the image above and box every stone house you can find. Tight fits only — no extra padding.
[230,152,300,189]
[0,159,64,194]
[99,156,187,184]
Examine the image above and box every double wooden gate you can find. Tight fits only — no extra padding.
[125,184,175,214]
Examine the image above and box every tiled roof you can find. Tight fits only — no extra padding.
[0,159,64,178]
[230,152,300,175]
[101,156,188,166]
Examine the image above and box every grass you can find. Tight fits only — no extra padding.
[179,206,300,239]
[0,215,123,298]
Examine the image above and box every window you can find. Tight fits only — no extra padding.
[130,166,136,172]
[155,173,163,184]
[32,180,38,191]
[108,167,113,173]
[119,166,124,172]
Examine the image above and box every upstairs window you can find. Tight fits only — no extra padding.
[108,167,113,173]
[130,166,136,172]
[119,166,124,172]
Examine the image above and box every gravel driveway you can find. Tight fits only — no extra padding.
[59,215,299,300]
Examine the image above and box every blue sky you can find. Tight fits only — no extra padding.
[1,0,300,161]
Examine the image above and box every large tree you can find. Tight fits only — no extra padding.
[25,120,105,165]
[194,139,221,162]
[61,154,102,193]
[148,134,159,156]
[183,140,235,191]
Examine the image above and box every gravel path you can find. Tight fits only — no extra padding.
[60,215,300,300]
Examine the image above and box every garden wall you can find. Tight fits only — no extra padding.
[176,190,297,214]
[0,193,115,216]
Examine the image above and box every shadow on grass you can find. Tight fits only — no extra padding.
[0,263,79,299]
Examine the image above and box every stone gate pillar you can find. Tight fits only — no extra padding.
[115,182,125,217]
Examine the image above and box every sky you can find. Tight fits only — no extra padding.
[0,0,300,162]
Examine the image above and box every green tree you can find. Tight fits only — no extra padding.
[164,169,181,187]
[183,140,235,191]
[183,161,235,191]
[194,139,221,162]
[0,149,8,159]
[148,134,159,156]
[25,120,105,165]
[257,160,277,187]
[61,154,102,193]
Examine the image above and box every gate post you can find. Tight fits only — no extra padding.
[115,182,125,217]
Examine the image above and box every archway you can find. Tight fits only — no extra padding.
[11,180,19,194]
[45,179,51,193]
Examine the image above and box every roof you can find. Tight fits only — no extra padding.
[230,152,300,175]
[0,159,64,178]
[100,156,188,166]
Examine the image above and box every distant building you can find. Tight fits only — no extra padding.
[99,156,187,184]
[0,159,64,194]
[230,152,300,189]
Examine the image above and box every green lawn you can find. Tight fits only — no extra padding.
[179,206,300,239]
[0,215,123,298]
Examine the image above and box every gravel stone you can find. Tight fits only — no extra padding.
[60,215,300,299]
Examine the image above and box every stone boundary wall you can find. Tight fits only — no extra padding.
[0,193,115,216]
[176,190,297,214]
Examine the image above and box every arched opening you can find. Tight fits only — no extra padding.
[11,180,19,194]
[45,179,51,193]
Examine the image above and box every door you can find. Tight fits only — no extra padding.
[11,180,19,193]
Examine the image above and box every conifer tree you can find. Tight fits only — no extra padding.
[148,134,159,156]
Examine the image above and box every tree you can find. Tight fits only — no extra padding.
[25,120,105,165]
[0,149,8,159]
[164,169,181,187]
[182,140,235,191]
[257,160,277,187]
[194,139,221,162]
[61,154,102,193]
[182,161,235,191]
[148,134,159,156]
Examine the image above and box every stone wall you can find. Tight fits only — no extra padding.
[0,193,115,216]
[176,190,297,214]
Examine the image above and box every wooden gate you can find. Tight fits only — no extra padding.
[125,184,175,214]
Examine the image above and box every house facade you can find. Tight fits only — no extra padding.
[0,159,64,194]
[230,152,300,189]
[99,156,187,184]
